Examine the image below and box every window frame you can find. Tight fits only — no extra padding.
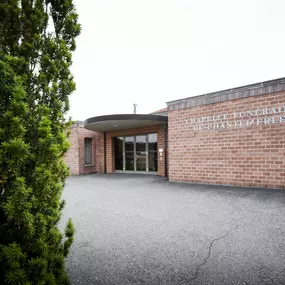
[84,137,93,166]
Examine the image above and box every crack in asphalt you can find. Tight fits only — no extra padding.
[189,226,238,282]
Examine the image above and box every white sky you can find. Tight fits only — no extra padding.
[69,0,285,120]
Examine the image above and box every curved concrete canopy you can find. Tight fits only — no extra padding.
[84,114,168,132]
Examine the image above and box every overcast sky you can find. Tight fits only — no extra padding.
[69,0,285,120]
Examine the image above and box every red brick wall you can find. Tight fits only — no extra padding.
[65,123,102,175]
[168,92,285,189]
[95,132,105,173]
[106,125,167,176]
[65,125,79,175]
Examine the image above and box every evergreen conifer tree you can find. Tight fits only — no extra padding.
[0,1,81,284]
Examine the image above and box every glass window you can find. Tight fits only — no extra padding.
[115,137,124,170]
[136,135,146,152]
[125,136,134,152]
[125,152,134,171]
[84,138,92,165]
[148,151,158,172]
[148,133,157,151]
[125,136,134,171]
[114,134,158,172]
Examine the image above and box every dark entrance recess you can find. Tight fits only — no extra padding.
[114,133,158,173]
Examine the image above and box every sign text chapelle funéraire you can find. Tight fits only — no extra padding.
[186,105,285,131]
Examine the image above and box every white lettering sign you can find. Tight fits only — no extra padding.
[187,105,285,131]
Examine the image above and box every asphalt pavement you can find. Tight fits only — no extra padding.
[61,174,285,285]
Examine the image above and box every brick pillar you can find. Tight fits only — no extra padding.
[65,122,103,175]
[106,134,113,173]
[157,124,166,177]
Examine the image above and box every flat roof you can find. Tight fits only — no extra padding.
[84,114,167,132]
[167,77,285,110]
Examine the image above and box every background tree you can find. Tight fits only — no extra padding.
[0,1,81,284]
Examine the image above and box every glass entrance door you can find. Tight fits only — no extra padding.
[114,133,157,172]
[125,136,135,171]
[135,135,147,171]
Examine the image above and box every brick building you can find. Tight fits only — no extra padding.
[65,77,285,189]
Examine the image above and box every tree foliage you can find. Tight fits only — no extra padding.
[0,1,80,284]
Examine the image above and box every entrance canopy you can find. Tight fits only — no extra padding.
[84,114,168,132]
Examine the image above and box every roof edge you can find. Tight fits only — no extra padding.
[151,107,168,114]
[84,113,168,126]
[166,77,285,111]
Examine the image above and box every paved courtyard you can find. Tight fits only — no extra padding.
[62,174,285,285]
